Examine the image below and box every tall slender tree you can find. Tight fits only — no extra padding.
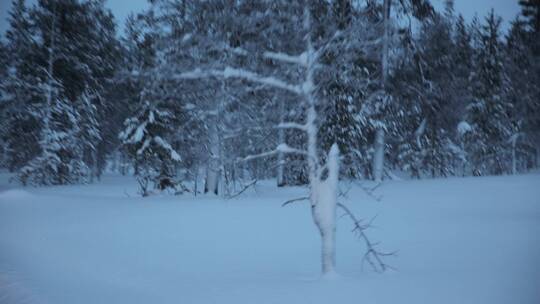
[465,10,513,175]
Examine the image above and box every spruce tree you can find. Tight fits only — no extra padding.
[119,83,183,196]
[3,0,120,185]
[517,0,540,157]
[19,83,88,186]
[465,10,513,175]
[318,0,372,178]
[76,88,102,181]
[1,0,41,171]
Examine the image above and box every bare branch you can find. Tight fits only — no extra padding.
[282,196,310,207]
[349,180,383,202]
[225,179,257,199]
[337,202,395,273]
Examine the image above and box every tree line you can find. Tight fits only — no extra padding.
[0,0,538,194]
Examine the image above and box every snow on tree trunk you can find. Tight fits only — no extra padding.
[302,8,339,276]
[312,144,340,275]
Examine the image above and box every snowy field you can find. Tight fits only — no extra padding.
[1,173,539,304]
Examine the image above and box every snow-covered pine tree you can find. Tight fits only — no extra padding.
[366,0,434,181]
[0,40,6,98]
[505,1,540,170]
[519,0,540,34]
[0,40,8,166]
[107,13,155,176]
[317,0,374,179]
[19,83,88,186]
[389,16,425,178]
[465,10,513,175]
[453,14,474,99]
[17,1,89,185]
[3,0,119,184]
[503,18,539,173]
[119,83,182,196]
[77,0,122,177]
[1,0,42,172]
[135,0,243,195]
[451,14,476,175]
[76,88,101,181]
[410,7,461,177]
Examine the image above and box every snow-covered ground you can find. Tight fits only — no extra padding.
[1,173,539,304]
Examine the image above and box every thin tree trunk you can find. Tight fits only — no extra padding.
[372,0,391,182]
[536,145,539,169]
[91,149,98,182]
[205,120,220,195]
[277,97,285,187]
[372,128,385,182]
[512,139,517,175]
[43,4,57,137]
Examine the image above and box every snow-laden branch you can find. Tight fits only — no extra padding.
[154,136,182,161]
[275,143,310,157]
[239,143,310,163]
[223,45,307,66]
[276,122,307,132]
[221,67,302,94]
[263,51,308,66]
[171,67,302,94]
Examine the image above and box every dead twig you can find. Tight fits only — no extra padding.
[225,179,257,199]
[337,202,395,273]
[351,180,383,202]
[281,196,310,207]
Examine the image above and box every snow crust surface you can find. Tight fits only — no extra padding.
[1,172,539,304]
